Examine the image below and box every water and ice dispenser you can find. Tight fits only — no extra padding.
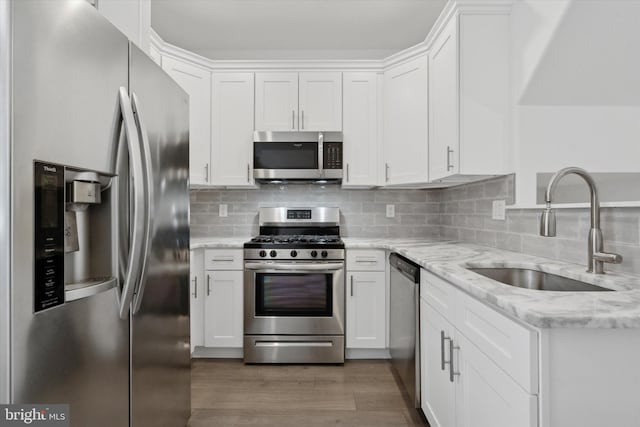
[34,161,117,313]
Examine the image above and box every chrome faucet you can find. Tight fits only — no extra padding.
[540,167,622,274]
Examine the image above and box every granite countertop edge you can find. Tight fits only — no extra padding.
[190,237,640,329]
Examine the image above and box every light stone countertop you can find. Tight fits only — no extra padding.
[190,236,640,329]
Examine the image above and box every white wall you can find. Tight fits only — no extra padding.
[97,0,151,53]
[510,0,640,206]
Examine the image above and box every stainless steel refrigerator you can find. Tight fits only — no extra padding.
[0,1,191,426]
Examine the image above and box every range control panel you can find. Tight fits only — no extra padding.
[34,162,65,312]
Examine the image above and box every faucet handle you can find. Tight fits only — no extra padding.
[593,252,623,264]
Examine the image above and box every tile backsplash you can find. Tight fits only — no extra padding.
[190,185,442,239]
[439,174,640,275]
[190,175,640,275]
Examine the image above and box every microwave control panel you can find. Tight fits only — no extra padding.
[323,142,343,170]
[34,161,65,313]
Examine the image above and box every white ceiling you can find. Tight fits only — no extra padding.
[151,0,447,60]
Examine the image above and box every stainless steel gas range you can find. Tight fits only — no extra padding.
[243,207,345,364]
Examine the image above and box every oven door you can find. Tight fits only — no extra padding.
[253,141,321,180]
[244,261,345,335]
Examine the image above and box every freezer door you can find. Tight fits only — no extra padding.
[10,1,129,426]
[128,45,191,427]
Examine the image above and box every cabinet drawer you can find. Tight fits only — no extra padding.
[204,249,243,271]
[346,250,386,271]
[454,289,538,394]
[420,269,456,321]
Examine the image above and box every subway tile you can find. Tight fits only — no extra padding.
[476,230,497,247]
[466,215,484,229]
[522,235,558,260]
[483,217,507,232]
[555,238,586,266]
[484,179,507,198]
[458,200,475,214]
[459,228,477,243]
[441,227,460,240]
[496,232,523,253]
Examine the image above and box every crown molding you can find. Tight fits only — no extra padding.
[150,0,512,72]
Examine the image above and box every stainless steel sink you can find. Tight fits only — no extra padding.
[467,267,614,292]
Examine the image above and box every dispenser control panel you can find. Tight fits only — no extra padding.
[34,161,65,312]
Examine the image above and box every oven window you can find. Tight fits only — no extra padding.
[255,273,332,317]
[254,142,318,169]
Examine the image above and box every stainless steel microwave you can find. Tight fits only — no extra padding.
[253,131,343,182]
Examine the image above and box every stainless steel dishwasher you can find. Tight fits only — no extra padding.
[389,253,421,408]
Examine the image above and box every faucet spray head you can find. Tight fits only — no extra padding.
[540,204,556,237]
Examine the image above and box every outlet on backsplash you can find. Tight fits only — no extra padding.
[219,204,228,217]
[492,200,506,221]
[386,204,395,218]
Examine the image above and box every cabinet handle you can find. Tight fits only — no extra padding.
[440,330,450,371]
[211,256,234,262]
[247,163,251,183]
[192,276,198,299]
[301,110,305,129]
[385,163,390,182]
[204,164,209,182]
[447,146,454,172]
[449,339,460,382]
[292,110,295,129]
[346,163,350,182]
[350,275,354,297]
[206,274,211,296]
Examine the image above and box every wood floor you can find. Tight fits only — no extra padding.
[189,359,429,427]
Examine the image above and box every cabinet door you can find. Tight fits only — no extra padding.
[342,72,378,187]
[346,272,386,349]
[455,334,537,427]
[298,72,342,131]
[162,57,211,185]
[429,18,459,181]
[211,72,255,186]
[255,72,298,131]
[190,250,205,352]
[204,270,244,348]
[383,55,429,185]
[421,300,456,427]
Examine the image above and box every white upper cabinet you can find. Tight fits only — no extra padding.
[383,54,429,185]
[428,10,510,183]
[342,72,378,187]
[255,72,299,131]
[255,72,342,131]
[428,18,459,182]
[298,72,342,131]
[162,56,211,186]
[211,73,255,186]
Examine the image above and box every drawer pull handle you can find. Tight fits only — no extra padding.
[440,330,450,371]
[212,257,234,262]
[449,339,460,382]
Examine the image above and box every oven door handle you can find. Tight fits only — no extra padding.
[244,262,344,272]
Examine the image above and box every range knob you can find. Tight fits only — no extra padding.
[310,250,318,258]
[269,250,277,258]
[321,250,328,258]
[259,250,267,258]
[290,250,298,258]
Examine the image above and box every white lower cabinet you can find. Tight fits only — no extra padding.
[189,250,205,352]
[420,269,538,427]
[346,271,386,349]
[420,299,456,427]
[204,270,244,348]
[346,250,387,351]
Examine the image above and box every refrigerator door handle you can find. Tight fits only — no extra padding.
[116,87,146,319]
[130,92,155,315]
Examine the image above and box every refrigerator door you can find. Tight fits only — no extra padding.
[10,1,129,426]
[128,45,191,427]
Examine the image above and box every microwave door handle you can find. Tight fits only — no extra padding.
[318,132,324,178]
[130,92,155,316]
[115,87,146,320]
[244,262,344,272]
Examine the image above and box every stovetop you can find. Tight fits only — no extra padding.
[244,234,345,250]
